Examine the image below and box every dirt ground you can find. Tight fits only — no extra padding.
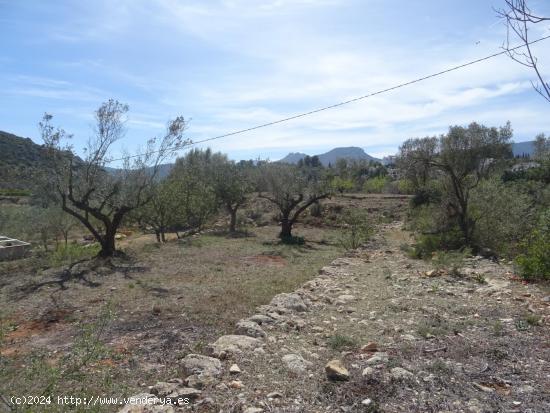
[2,194,548,412]
[120,224,549,413]
[1,194,393,411]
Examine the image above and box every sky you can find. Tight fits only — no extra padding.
[1,0,550,164]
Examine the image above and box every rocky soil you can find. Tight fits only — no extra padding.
[121,223,549,413]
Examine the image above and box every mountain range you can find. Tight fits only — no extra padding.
[278,147,381,166]
[0,130,539,190]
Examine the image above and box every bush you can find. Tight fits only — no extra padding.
[338,210,374,250]
[363,176,390,193]
[409,227,465,259]
[470,179,534,257]
[515,210,550,280]
[280,235,305,245]
[49,243,101,266]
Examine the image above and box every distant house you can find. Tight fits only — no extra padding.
[511,161,540,172]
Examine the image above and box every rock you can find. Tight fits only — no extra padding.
[185,374,209,389]
[229,380,243,389]
[229,364,241,374]
[472,382,494,393]
[248,314,275,325]
[151,382,179,397]
[390,367,414,380]
[325,359,350,381]
[267,391,283,399]
[167,387,202,400]
[335,294,356,303]
[366,352,388,365]
[361,398,373,406]
[361,367,375,378]
[270,293,308,312]
[207,335,262,358]
[360,342,378,352]
[236,320,267,338]
[282,354,312,374]
[425,270,439,277]
[181,354,222,378]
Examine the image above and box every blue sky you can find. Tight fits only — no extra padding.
[1,0,549,163]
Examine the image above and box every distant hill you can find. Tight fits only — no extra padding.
[0,131,49,190]
[279,146,381,166]
[512,140,535,158]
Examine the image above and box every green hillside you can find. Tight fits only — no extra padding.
[0,131,49,191]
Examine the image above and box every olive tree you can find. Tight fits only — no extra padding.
[258,163,331,239]
[40,99,188,257]
[210,154,253,233]
[168,149,218,234]
[133,179,182,243]
[398,122,513,246]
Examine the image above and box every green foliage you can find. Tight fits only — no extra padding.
[327,334,357,350]
[48,243,101,267]
[431,249,470,276]
[280,235,305,245]
[330,176,354,194]
[363,175,390,193]
[470,178,534,256]
[338,210,374,250]
[515,210,550,280]
[409,227,465,259]
[0,188,31,196]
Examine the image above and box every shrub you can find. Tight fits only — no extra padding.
[363,176,390,193]
[49,243,101,267]
[337,210,374,250]
[470,179,533,257]
[280,235,305,245]
[409,227,465,259]
[327,334,357,350]
[515,210,550,280]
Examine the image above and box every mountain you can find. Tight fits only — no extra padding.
[0,131,49,190]
[279,147,381,166]
[512,140,535,158]
[279,152,308,164]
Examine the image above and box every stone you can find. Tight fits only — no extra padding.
[366,352,388,365]
[270,293,308,312]
[361,367,375,378]
[335,294,356,303]
[248,314,275,325]
[151,382,179,397]
[390,367,414,380]
[361,398,373,406]
[167,387,202,401]
[243,408,263,413]
[282,354,312,374]
[360,342,378,352]
[229,364,241,374]
[236,320,267,338]
[207,335,262,358]
[181,354,222,378]
[267,391,283,399]
[229,380,243,389]
[325,359,350,381]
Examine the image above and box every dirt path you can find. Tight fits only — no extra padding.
[123,222,550,412]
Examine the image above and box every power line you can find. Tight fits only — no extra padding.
[108,34,550,163]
